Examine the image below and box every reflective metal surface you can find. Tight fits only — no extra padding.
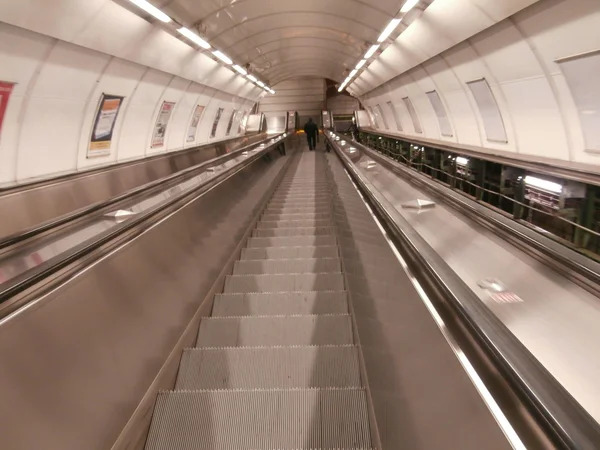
[325,151,514,450]
[328,131,600,447]
[349,141,600,422]
[0,144,274,288]
[0,143,292,450]
[0,133,267,240]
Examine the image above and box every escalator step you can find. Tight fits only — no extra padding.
[264,206,332,214]
[212,291,348,316]
[223,273,344,293]
[269,199,331,207]
[241,245,339,260]
[233,257,341,275]
[247,236,337,248]
[146,389,373,450]
[256,219,333,229]
[176,345,361,389]
[252,226,335,237]
[261,212,332,221]
[196,315,353,347]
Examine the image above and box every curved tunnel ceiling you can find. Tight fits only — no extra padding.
[158,0,405,86]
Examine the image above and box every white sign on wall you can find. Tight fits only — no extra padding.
[151,101,175,148]
[186,105,205,143]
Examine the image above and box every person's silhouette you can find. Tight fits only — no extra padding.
[303,118,318,151]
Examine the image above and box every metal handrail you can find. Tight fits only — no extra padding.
[356,140,600,293]
[0,133,285,252]
[0,135,291,309]
[387,154,600,240]
[327,131,600,449]
[360,127,600,186]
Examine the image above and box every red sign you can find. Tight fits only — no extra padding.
[0,81,15,141]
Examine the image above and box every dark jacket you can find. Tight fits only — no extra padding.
[303,121,319,137]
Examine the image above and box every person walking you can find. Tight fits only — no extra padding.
[303,118,319,151]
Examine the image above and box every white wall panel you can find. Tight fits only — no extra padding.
[167,82,206,150]
[0,0,261,100]
[76,58,146,169]
[116,69,172,162]
[0,0,108,42]
[351,0,540,95]
[146,76,191,155]
[16,41,110,180]
[500,77,569,159]
[0,23,55,185]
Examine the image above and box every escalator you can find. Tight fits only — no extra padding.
[145,151,373,449]
[1,138,598,450]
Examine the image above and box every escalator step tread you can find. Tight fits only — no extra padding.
[212,291,348,316]
[247,236,337,248]
[233,257,342,275]
[256,219,333,229]
[264,206,332,214]
[223,273,345,293]
[241,245,339,260]
[146,389,373,450]
[175,345,361,389]
[261,212,332,221]
[196,314,353,347]
[252,226,336,237]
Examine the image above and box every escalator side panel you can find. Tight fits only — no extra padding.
[0,133,267,239]
[326,154,512,450]
[0,150,288,450]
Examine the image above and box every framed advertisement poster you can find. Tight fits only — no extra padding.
[225,109,237,136]
[210,107,224,139]
[88,93,124,157]
[186,105,205,143]
[151,101,176,148]
[0,81,15,144]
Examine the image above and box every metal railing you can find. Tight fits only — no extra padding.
[369,141,600,258]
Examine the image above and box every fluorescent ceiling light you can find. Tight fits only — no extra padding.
[268,89,276,94]
[524,175,562,194]
[257,81,266,88]
[247,74,258,82]
[348,69,358,78]
[233,64,247,75]
[364,44,380,59]
[128,0,171,22]
[355,59,366,70]
[401,0,420,13]
[378,18,401,42]
[213,50,233,64]
[456,156,469,166]
[177,27,210,49]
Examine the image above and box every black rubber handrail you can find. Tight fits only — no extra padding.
[0,133,284,252]
[328,132,600,449]
[0,135,290,308]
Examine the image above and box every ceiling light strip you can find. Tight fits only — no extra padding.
[378,18,401,42]
[401,0,420,13]
[127,0,171,23]
[177,27,211,49]
[126,0,273,93]
[345,0,423,90]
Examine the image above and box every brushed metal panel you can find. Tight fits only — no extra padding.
[326,154,512,450]
[0,148,289,450]
[0,133,267,240]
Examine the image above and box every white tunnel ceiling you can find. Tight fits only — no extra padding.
[157,0,404,86]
